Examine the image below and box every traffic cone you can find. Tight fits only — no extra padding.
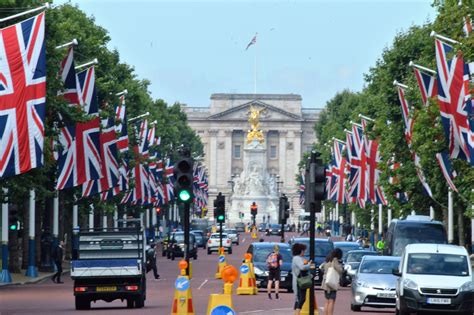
[171,261,194,315]
[206,266,238,315]
[251,227,257,239]
[300,288,319,315]
[236,260,257,295]
[214,248,227,279]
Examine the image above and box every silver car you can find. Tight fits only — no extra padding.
[350,256,400,312]
[224,229,239,245]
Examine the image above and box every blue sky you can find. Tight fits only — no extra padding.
[59,0,436,108]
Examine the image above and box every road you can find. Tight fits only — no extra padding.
[0,232,395,315]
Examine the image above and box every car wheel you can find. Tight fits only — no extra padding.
[135,295,144,308]
[75,297,90,310]
[167,251,171,259]
[287,288,293,293]
[193,254,197,260]
[396,298,409,315]
[228,248,232,254]
[207,248,211,255]
[236,242,239,246]
[350,304,361,312]
[171,253,175,261]
[127,298,135,308]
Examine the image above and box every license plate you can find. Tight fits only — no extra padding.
[96,286,117,292]
[427,298,451,305]
[377,292,395,298]
[281,277,286,281]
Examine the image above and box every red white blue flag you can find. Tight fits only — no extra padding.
[413,67,437,106]
[0,13,46,179]
[77,66,98,115]
[115,95,129,152]
[346,125,367,208]
[435,151,458,192]
[329,140,348,204]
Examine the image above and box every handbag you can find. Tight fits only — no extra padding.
[324,263,340,290]
[297,271,313,290]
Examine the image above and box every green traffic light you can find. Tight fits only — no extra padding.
[9,224,17,231]
[217,215,224,221]
[178,190,191,202]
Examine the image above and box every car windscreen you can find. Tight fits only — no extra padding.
[294,240,333,257]
[253,247,292,263]
[271,224,280,229]
[347,251,378,263]
[393,223,446,256]
[360,259,400,274]
[407,253,470,276]
[336,244,363,260]
[173,234,194,243]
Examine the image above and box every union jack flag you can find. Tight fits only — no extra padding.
[0,13,46,179]
[413,67,437,106]
[165,158,175,202]
[115,95,129,152]
[346,125,367,207]
[389,160,409,202]
[138,119,149,157]
[329,140,348,204]
[58,46,80,107]
[147,123,156,147]
[82,118,119,197]
[77,66,98,115]
[435,151,458,192]
[435,38,474,164]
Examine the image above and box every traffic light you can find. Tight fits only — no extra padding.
[155,207,161,215]
[214,192,225,223]
[279,194,290,224]
[9,208,18,231]
[308,154,326,204]
[250,202,257,217]
[173,157,194,203]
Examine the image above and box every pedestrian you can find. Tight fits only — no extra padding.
[356,236,364,247]
[266,245,283,300]
[320,248,343,315]
[346,232,354,242]
[291,243,311,315]
[146,242,160,279]
[300,223,308,236]
[52,241,64,284]
[376,236,385,253]
[297,222,301,233]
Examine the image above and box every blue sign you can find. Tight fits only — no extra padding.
[175,277,190,291]
[210,305,236,315]
[240,265,249,274]
[219,255,226,263]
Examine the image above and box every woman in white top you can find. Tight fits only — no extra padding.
[291,243,311,315]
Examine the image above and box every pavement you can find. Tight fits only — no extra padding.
[0,232,394,315]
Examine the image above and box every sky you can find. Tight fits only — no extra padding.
[58,0,436,109]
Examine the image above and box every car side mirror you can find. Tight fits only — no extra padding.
[348,269,356,277]
[392,268,401,277]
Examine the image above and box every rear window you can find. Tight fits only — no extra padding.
[294,240,333,257]
[407,253,469,276]
[211,234,227,239]
[336,244,363,259]
[253,247,292,263]
[347,251,378,263]
[393,223,447,256]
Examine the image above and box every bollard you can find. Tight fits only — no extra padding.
[206,265,238,315]
[171,260,195,315]
[236,253,257,295]
[214,247,227,279]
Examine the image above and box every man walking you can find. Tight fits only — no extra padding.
[266,245,283,300]
[52,241,64,284]
[146,242,160,279]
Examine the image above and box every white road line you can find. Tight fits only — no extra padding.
[242,238,246,243]
[198,279,208,290]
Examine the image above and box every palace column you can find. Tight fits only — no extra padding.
[224,130,233,191]
[278,131,287,180]
[208,129,219,189]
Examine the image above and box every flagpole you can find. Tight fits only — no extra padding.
[75,59,98,70]
[254,35,258,94]
[448,188,453,243]
[408,61,436,75]
[0,3,49,23]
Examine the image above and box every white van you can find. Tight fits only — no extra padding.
[393,244,473,315]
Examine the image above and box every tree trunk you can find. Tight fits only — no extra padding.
[21,199,28,270]
[457,206,465,246]
[8,203,21,273]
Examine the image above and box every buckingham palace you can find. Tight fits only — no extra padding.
[183,93,320,223]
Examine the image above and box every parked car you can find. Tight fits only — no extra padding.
[224,229,240,245]
[343,250,379,285]
[167,232,198,260]
[351,255,400,312]
[289,237,334,285]
[207,233,232,254]
[384,215,447,256]
[247,242,293,292]
[235,222,246,232]
[393,244,473,315]
[190,230,206,248]
[334,241,364,262]
[267,224,282,236]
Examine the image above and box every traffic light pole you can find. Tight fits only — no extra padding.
[308,152,317,315]
[219,222,223,249]
[280,221,285,243]
[183,202,190,276]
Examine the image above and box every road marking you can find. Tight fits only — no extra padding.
[242,238,246,243]
[239,308,293,314]
[198,279,208,290]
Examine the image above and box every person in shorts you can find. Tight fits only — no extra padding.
[266,244,283,300]
[320,248,343,315]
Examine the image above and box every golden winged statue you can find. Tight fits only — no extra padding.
[246,105,266,144]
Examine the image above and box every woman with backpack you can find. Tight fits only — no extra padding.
[291,243,311,315]
[266,245,283,300]
[320,248,343,315]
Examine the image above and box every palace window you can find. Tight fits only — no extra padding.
[270,145,277,159]
[234,145,241,159]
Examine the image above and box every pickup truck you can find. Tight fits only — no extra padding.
[71,221,147,310]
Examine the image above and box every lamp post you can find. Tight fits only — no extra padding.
[276,175,284,227]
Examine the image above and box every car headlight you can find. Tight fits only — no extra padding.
[254,266,265,276]
[459,281,474,292]
[403,279,418,290]
[356,280,369,288]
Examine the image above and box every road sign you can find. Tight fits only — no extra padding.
[175,277,190,291]
[218,255,225,263]
[210,305,236,315]
[240,265,249,274]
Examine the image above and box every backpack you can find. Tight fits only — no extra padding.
[266,253,279,269]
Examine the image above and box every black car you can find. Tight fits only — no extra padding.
[290,237,334,285]
[342,249,378,286]
[190,230,206,248]
[246,242,293,292]
[258,223,267,232]
[167,232,198,260]
[267,224,282,236]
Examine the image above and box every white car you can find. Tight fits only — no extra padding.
[207,233,232,255]
[224,229,240,245]
[393,243,473,315]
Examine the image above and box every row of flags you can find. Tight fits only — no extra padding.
[0,11,208,211]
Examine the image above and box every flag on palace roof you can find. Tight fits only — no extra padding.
[0,13,46,179]
[246,33,257,50]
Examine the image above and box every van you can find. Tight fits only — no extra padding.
[384,215,447,256]
[393,244,473,315]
